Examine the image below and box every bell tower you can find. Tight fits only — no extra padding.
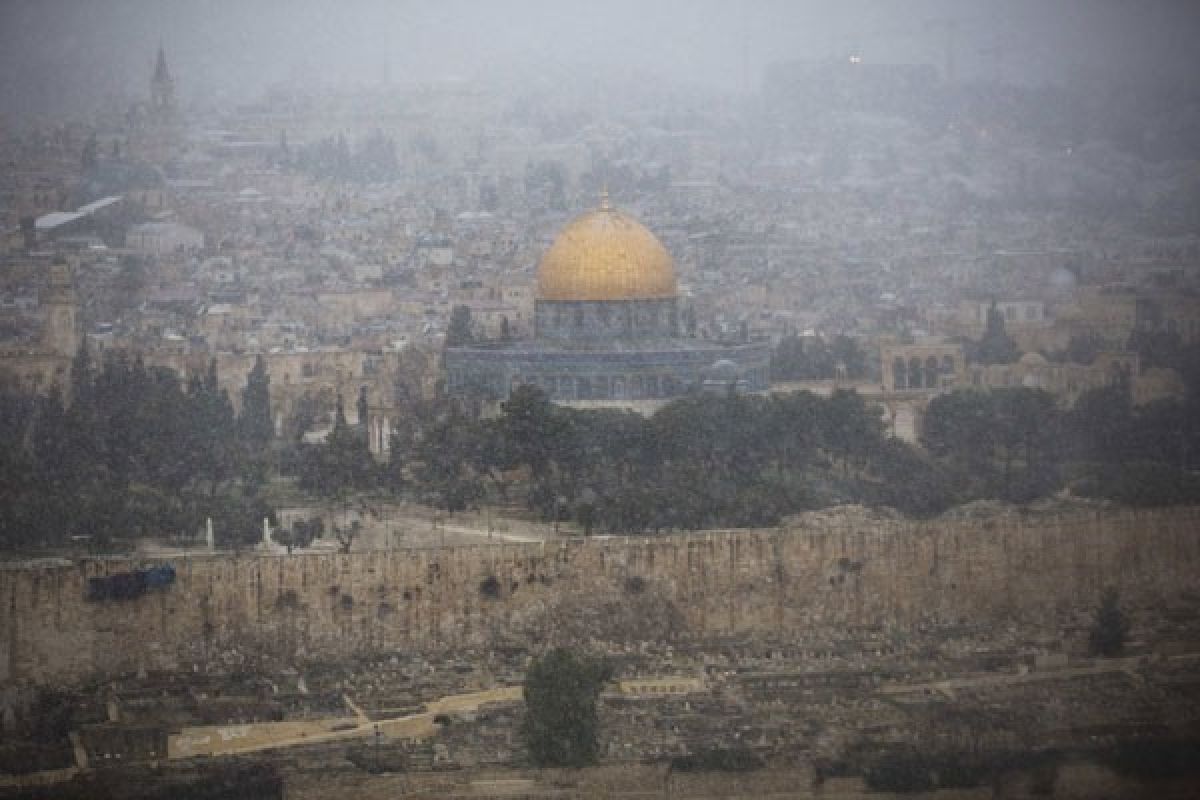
[150,45,175,119]
[43,261,79,359]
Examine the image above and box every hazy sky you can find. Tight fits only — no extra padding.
[2,0,1199,121]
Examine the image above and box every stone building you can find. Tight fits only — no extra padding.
[0,260,78,393]
[964,350,1156,407]
[444,194,770,404]
[880,342,964,392]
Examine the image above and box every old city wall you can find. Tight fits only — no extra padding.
[2,507,1199,686]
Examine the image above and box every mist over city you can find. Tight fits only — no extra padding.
[1,2,1200,798]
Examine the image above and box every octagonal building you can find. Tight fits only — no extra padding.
[445,194,769,404]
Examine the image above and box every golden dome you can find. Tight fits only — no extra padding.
[536,196,677,302]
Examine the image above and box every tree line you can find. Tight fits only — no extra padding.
[770,333,872,382]
[0,347,275,551]
[4,334,1197,550]
[383,371,1200,533]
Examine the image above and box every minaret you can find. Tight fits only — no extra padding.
[43,261,79,359]
[150,45,175,117]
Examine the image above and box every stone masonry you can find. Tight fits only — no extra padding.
[2,507,1198,686]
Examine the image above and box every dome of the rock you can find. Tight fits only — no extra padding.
[536,197,676,303]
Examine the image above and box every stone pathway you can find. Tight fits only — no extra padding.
[877,654,1152,696]
[167,686,522,759]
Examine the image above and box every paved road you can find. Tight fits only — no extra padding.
[877,654,1152,696]
[434,521,546,544]
[167,686,523,759]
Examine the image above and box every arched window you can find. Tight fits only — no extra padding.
[893,357,907,390]
[909,356,923,389]
[926,356,940,387]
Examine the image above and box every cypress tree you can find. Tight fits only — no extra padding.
[356,385,369,431]
[239,355,273,446]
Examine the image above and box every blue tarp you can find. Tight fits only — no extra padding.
[143,564,176,588]
[86,564,175,602]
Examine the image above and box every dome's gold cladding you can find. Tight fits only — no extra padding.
[536,205,677,302]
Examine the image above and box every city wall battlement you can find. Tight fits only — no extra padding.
[3,507,1199,686]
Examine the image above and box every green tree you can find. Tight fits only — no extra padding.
[521,649,612,767]
[411,404,483,512]
[771,333,865,381]
[186,359,237,496]
[923,390,996,469]
[445,305,474,347]
[1068,380,1133,463]
[298,396,377,496]
[821,389,885,474]
[972,301,1020,365]
[238,355,273,447]
[356,385,369,431]
[333,519,361,554]
[830,334,869,379]
[275,517,322,554]
[991,388,1059,501]
[500,385,562,486]
[766,390,822,474]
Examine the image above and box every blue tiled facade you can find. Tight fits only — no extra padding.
[445,327,770,402]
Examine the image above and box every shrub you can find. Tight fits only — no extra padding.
[1089,588,1128,657]
[479,575,501,598]
[671,746,764,772]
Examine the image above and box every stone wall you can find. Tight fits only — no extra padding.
[3,507,1198,686]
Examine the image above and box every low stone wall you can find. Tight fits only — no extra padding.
[2,507,1198,686]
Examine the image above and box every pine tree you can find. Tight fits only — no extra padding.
[356,386,369,431]
[188,359,236,495]
[334,393,348,430]
[974,301,1020,365]
[446,305,474,346]
[238,355,273,446]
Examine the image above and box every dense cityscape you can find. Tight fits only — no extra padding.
[2,2,1200,797]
